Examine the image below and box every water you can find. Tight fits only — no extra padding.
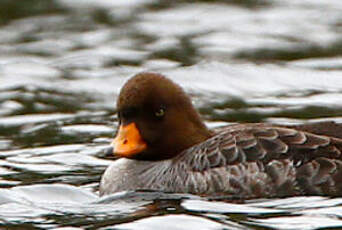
[1,0,342,229]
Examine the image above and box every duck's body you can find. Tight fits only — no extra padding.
[100,73,342,198]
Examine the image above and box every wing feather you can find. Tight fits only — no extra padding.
[172,123,342,196]
[180,124,342,172]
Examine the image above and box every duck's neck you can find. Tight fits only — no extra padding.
[176,110,213,152]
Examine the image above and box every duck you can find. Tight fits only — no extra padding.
[100,72,342,198]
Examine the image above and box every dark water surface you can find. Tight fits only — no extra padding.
[1,0,342,229]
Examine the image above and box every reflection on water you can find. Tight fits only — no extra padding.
[1,0,342,229]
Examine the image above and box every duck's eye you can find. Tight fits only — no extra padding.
[154,108,165,118]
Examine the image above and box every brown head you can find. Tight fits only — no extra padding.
[111,72,212,161]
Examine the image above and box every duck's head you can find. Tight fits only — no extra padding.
[109,72,212,161]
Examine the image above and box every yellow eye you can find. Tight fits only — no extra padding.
[155,108,165,117]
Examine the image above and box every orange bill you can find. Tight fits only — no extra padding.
[112,122,147,157]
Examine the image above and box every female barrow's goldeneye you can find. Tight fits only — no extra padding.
[100,72,342,198]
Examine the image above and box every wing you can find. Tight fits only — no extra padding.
[173,123,342,197]
[180,123,342,171]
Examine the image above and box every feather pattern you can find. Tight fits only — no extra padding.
[162,123,342,197]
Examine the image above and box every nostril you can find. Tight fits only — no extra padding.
[123,139,128,144]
